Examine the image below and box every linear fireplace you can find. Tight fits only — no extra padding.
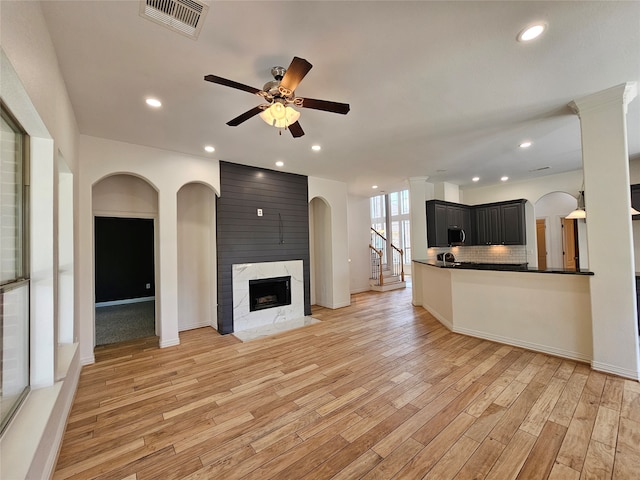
[232,260,304,332]
[249,276,291,312]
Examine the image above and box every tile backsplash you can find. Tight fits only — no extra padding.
[427,245,528,264]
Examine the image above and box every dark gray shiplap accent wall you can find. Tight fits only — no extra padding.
[217,161,311,333]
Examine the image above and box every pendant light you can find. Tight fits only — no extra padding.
[566,190,586,219]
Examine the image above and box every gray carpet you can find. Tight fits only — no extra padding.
[95,300,156,345]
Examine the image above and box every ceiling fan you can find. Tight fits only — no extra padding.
[204,56,350,138]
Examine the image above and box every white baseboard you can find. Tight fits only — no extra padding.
[453,325,593,364]
[422,304,453,331]
[80,354,95,366]
[95,296,155,307]
[591,360,640,380]
[332,300,352,309]
[350,287,370,294]
[160,337,180,348]
[179,321,216,332]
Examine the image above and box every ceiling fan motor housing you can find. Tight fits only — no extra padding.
[264,66,292,101]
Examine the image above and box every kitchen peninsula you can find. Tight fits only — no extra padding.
[412,259,594,362]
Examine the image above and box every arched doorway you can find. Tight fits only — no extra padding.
[309,196,332,307]
[534,191,585,269]
[177,183,217,331]
[92,174,158,345]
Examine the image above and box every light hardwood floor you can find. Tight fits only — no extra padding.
[55,286,640,479]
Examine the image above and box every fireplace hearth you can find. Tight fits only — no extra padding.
[249,276,291,312]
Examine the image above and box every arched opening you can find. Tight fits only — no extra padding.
[309,196,332,307]
[534,191,587,269]
[92,174,159,346]
[177,183,217,331]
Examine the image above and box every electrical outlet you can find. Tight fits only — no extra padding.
[257,208,263,217]
[146,283,151,289]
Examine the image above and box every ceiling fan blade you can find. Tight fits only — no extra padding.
[204,74,262,95]
[298,97,350,115]
[288,121,305,138]
[226,106,264,126]
[279,57,313,94]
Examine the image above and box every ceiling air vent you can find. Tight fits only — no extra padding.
[140,0,209,39]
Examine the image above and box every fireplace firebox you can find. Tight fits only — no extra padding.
[249,276,291,312]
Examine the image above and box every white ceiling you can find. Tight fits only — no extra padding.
[40,0,640,197]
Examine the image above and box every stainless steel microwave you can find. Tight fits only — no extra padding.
[448,227,466,246]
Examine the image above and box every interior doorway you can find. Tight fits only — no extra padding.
[562,217,579,270]
[94,216,156,345]
[536,219,547,270]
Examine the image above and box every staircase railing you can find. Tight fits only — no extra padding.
[370,228,387,265]
[369,245,384,286]
[370,228,405,285]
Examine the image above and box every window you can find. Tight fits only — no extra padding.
[1,103,30,433]
[370,189,411,264]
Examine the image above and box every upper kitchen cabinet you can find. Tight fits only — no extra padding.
[474,200,526,245]
[426,200,449,247]
[632,184,640,220]
[426,200,472,247]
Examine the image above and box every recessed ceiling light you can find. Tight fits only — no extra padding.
[204,145,215,153]
[519,141,532,148]
[501,176,509,182]
[311,145,321,151]
[472,177,480,182]
[275,161,284,167]
[372,185,378,189]
[145,98,162,108]
[517,23,547,42]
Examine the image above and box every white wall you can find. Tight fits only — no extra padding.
[93,174,159,216]
[409,177,434,261]
[78,135,220,364]
[462,170,584,206]
[177,183,217,331]
[347,194,372,294]
[308,177,350,309]
[0,2,80,478]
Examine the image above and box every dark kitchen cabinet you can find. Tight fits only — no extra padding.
[501,201,526,245]
[426,201,449,247]
[473,200,525,245]
[427,199,525,247]
[426,200,472,247]
[632,184,640,220]
[636,276,640,331]
[474,205,502,245]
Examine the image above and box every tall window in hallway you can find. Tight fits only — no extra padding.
[370,189,411,265]
[0,103,30,433]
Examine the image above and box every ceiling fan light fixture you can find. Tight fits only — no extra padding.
[259,102,300,128]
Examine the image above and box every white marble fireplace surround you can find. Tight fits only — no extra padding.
[232,260,304,332]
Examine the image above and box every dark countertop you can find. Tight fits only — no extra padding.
[413,259,594,275]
